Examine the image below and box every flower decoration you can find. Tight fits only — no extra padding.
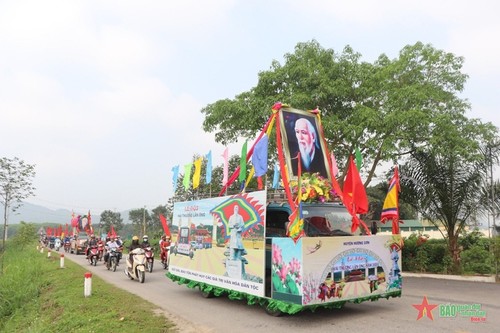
[288,172,336,203]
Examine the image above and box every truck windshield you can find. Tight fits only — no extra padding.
[302,205,353,236]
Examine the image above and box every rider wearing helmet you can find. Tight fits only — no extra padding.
[128,236,141,263]
[159,234,171,263]
[86,234,98,258]
[141,235,151,248]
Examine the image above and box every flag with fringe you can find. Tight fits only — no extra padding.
[380,166,402,234]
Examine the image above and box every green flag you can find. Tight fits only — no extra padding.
[183,163,193,190]
[239,141,248,183]
[355,147,362,171]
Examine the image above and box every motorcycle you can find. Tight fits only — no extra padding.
[87,245,99,266]
[97,242,104,261]
[144,246,154,273]
[124,247,146,283]
[48,237,55,249]
[63,239,71,253]
[106,247,120,272]
[54,238,62,251]
[160,243,170,270]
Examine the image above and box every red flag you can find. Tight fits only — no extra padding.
[343,155,368,214]
[110,225,117,238]
[343,155,370,233]
[159,214,171,237]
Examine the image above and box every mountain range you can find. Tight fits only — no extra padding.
[0,202,131,225]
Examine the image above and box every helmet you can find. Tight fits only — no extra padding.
[90,234,96,238]
[143,235,148,240]
[132,236,139,241]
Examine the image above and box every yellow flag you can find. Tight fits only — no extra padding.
[192,158,202,189]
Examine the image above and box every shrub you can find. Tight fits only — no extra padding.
[460,245,493,275]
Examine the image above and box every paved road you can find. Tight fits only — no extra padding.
[66,253,499,333]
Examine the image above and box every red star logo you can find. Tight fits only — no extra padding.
[412,296,438,320]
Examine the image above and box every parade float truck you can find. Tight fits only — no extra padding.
[167,104,403,316]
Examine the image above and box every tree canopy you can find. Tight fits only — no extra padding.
[201,40,492,188]
[0,157,36,247]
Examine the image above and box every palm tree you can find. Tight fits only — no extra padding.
[400,149,487,273]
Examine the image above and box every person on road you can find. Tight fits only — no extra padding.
[104,237,120,264]
[141,235,151,248]
[128,235,141,264]
[159,234,171,263]
[86,234,98,258]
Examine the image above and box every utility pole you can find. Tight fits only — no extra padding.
[142,205,146,237]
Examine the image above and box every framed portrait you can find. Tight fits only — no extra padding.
[279,107,331,180]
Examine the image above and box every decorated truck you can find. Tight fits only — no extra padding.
[167,104,403,316]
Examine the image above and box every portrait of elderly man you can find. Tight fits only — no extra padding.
[290,117,328,178]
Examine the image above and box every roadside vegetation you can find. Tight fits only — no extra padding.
[402,229,500,276]
[0,224,176,333]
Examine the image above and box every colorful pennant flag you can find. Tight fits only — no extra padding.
[272,162,280,189]
[380,166,402,234]
[183,163,193,190]
[222,147,229,186]
[192,158,202,189]
[239,141,248,184]
[206,150,212,184]
[355,147,362,171]
[252,134,268,177]
[172,165,180,192]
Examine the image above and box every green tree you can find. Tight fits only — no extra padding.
[128,208,152,237]
[201,40,473,188]
[151,205,169,237]
[400,112,497,273]
[99,210,123,236]
[0,157,36,248]
[13,222,37,249]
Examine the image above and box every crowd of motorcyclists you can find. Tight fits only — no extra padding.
[38,232,172,274]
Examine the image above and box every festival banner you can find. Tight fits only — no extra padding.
[169,190,267,296]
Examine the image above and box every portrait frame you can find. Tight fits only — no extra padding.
[279,107,331,180]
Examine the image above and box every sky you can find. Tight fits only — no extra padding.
[1,0,499,215]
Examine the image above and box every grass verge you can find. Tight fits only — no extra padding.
[0,242,177,332]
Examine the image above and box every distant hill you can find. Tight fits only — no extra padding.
[0,202,131,225]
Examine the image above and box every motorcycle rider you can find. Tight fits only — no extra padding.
[159,234,171,263]
[116,235,123,247]
[128,235,141,264]
[86,234,98,258]
[141,235,151,248]
[104,236,120,264]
